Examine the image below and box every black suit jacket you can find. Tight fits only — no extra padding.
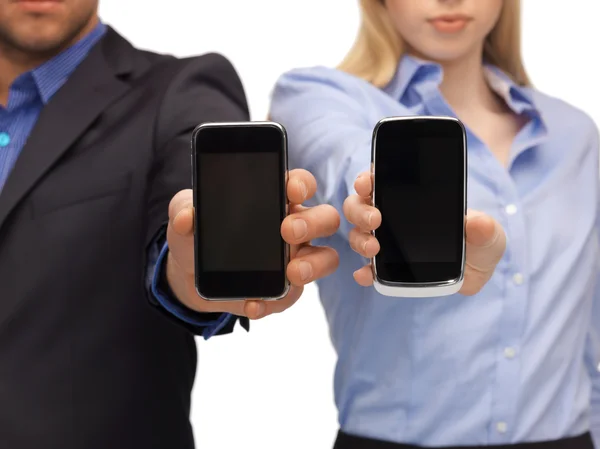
[0,27,249,449]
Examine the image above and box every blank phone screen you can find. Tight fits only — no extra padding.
[193,124,287,299]
[373,118,465,284]
[199,152,281,272]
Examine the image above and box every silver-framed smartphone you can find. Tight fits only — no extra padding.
[191,121,290,301]
[371,116,467,298]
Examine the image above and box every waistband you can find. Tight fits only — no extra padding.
[333,430,594,449]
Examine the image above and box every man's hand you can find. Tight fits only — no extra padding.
[343,172,506,295]
[165,169,340,319]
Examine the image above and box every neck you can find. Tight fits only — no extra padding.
[0,15,99,106]
[435,47,505,115]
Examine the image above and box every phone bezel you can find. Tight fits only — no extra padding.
[191,121,290,301]
[370,115,467,297]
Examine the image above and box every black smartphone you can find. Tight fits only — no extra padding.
[371,116,467,298]
[191,121,289,300]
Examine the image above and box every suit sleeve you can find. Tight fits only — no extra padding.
[145,54,251,337]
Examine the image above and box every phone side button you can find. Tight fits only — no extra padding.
[190,155,194,188]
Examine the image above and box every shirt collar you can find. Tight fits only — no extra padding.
[383,54,540,118]
[31,21,107,104]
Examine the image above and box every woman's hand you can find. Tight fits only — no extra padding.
[343,172,506,296]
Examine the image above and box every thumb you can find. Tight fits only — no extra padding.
[166,190,195,275]
[465,210,506,270]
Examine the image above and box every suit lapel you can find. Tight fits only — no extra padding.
[0,28,133,231]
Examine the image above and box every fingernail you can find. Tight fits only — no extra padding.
[298,261,313,282]
[363,240,369,254]
[297,179,308,200]
[292,219,308,240]
[365,212,372,227]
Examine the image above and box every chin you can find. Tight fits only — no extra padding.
[15,35,64,53]
[414,43,477,64]
[8,23,67,52]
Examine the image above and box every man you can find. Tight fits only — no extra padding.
[0,1,341,448]
[0,1,505,448]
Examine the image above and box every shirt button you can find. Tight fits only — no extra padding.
[513,273,524,285]
[503,347,517,359]
[0,132,10,147]
[505,204,518,215]
[496,422,508,433]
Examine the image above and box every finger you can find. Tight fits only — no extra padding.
[353,265,374,287]
[354,172,373,198]
[281,204,340,245]
[172,207,194,236]
[166,191,195,274]
[343,194,381,231]
[460,210,506,296]
[188,283,306,320]
[287,169,318,205]
[243,286,304,319]
[243,299,268,320]
[182,292,249,317]
[286,245,340,285]
[169,189,194,234]
[348,228,380,258]
[289,203,308,215]
[465,210,505,269]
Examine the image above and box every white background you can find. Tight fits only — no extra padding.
[98,2,600,448]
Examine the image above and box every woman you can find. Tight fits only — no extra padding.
[270,1,600,448]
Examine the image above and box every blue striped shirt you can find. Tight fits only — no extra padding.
[271,56,600,446]
[0,24,107,190]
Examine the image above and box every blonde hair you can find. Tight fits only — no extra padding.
[339,0,530,87]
